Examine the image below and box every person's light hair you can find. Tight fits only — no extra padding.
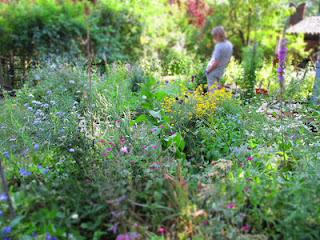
[211,26,227,41]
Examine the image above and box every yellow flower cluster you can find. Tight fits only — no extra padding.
[162,85,232,118]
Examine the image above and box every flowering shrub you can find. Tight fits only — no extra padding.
[163,85,232,118]
[187,0,211,28]
[1,58,320,240]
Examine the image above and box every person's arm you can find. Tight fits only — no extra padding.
[206,44,222,74]
[206,60,220,74]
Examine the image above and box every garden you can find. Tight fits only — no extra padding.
[0,0,320,239]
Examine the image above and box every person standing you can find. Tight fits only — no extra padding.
[206,26,233,93]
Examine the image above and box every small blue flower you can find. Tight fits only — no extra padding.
[33,119,41,125]
[0,193,8,201]
[19,168,32,177]
[27,106,33,111]
[38,165,49,174]
[0,210,4,217]
[3,152,10,159]
[2,226,12,235]
[68,148,75,153]
[34,144,40,151]
[42,103,49,108]
[46,233,58,240]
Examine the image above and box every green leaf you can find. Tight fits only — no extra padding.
[166,133,185,152]
[149,110,162,120]
[130,114,149,125]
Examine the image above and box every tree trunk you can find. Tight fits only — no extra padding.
[246,7,252,45]
[311,53,320,104]
[0,57,4,89]
[8,52,14,90]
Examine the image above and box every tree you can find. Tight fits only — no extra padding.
[186,0,290,59]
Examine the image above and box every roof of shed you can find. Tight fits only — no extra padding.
[287,16,320,35]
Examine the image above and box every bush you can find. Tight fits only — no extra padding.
[240,44,264,99]
[0,0,142,62]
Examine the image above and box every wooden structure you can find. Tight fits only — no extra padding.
[286,3,320,104]
[287,16,320,52]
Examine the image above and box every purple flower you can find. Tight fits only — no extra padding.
[110,223,119,234]
[19,168,32,177]
[4,151,10,159]
[0,210,3,217]
[34,144,40,151]
[277,38,288,89]
[116,232,141,240]
[0,193,8,201]
[2,226,12,235]
[68,148,75,153]
[247,156,253,161]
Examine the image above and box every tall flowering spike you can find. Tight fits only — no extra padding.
[277,38,288,94]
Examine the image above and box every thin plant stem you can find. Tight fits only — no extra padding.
[0,159,16,218]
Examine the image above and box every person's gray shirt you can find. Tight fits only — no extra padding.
[207,40,233,79]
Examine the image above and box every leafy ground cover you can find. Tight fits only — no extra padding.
[0,61,319,239]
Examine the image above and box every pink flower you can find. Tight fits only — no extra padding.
[109,141,116,147]
[106,147,113,152]
[120,136,126,145]
[120,146,129,154]
[158,227,167,235]
[203,220,209,226]
[247,156,253,161]
[241,224,251,233]
[227,202,236,209]
[151,145,158,149]
[99,139,106,144]
[102,152,108,157]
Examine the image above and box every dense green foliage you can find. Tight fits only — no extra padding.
[0,0,142,62]
[0,0,320,239]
